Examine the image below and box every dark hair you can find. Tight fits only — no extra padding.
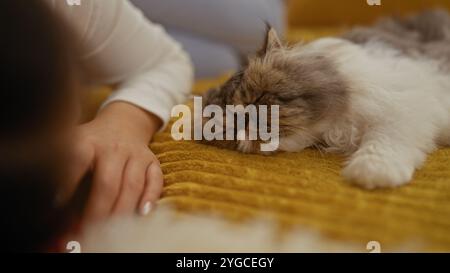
[0,0,78,138]
[0,0,79,252]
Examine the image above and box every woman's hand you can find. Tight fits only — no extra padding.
[61,102,164,224]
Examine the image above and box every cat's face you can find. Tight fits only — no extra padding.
[203,28,349,154]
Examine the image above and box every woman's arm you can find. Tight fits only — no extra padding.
[51,0,193,224]
[49,0,193,126]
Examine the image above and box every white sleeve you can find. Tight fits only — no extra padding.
[49,0,193,129]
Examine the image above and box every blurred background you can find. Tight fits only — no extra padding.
[288,0,450,26]
[287,0,450,42]
[130,0,450,79]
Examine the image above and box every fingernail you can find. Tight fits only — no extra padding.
[140,202,152,216]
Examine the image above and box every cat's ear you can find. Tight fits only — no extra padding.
[258,26,283,56]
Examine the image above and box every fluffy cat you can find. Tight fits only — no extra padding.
[202,10,450,189]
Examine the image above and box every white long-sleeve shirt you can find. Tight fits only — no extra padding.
[45,0,193,128]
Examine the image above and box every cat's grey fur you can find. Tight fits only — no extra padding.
[343,9,450,68]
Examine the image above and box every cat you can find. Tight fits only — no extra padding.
[202,9,450,189]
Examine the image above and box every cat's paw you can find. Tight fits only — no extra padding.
[342,154,414,189]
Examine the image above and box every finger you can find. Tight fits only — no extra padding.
[138,161,164,216]
[111,157,149,216]
[57,141,95,206]
[83,152,128,224]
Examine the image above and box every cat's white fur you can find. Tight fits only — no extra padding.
[81,207,402,252]
[280,38,450,189]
